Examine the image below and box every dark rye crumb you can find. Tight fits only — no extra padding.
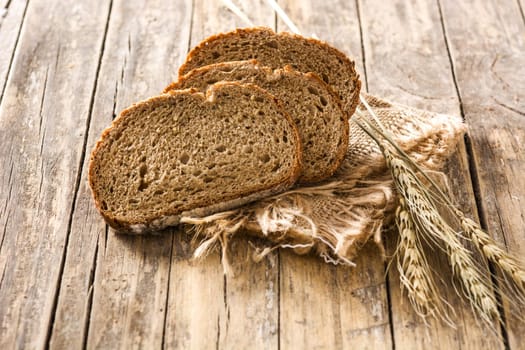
[167,60,348,183]
[88,82,302,233]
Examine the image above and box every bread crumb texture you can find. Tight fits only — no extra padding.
[88,82,301,231]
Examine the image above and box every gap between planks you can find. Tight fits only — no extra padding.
[436,0,511,346]
[355,1,395,348]
[45,0,115,348]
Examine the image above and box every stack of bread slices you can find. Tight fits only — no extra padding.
[89,27,362,233]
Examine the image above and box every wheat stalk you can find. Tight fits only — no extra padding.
[395,198,453,324]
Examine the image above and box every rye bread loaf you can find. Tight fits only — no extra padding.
[166,60,348,183]
[88,82,302,233]
[179,27,361,116]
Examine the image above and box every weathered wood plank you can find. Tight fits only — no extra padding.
[163,2,279,348]
[0,0,113,348]
[0,0,29,103]
[438,0,525,348]
[43,1,193,349]
[359,0,504,348]
[277,1,392,349]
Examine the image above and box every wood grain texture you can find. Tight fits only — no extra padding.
[439,0,525,348]
[0,0,112,348]
[277,1,393,348]
[162,2,280,348]
[0,0,523,348]
[359,0,504,348]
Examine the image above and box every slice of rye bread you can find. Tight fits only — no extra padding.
[178,27,361,116]
[165,60,348,183]
[88,82,302,233]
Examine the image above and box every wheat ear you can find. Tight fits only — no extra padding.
[354,115,501,324]
[395,199,453,324]
[459,215,525,298]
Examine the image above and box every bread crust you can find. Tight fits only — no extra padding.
[167,59,349,183]
[178,26,361,118]
[88,82,302,233]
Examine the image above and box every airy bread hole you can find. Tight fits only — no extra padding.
[215,145,226,152]
[259,154,271,163]
[211,51,220,59]
[138,180,149,191]
[307,86,319,95]
[206,79,218,85]
[179,152,190,164]
[139,164,147,178]
[264,40,278,49]
[320,96,328,106]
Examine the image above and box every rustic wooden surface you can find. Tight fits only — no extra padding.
[0,0,524,349]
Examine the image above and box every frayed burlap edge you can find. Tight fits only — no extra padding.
[181,94,466,271]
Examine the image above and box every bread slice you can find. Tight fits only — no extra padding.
[166,60,348,183]
[179,27,361,116]
[88,82,302,233]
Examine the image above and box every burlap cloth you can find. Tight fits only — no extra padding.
[181,93,466,266]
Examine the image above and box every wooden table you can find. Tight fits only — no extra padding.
[1,0,524,348]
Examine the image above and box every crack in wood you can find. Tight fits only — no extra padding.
[0,0,30,107]
[103,224,108,256]
[37,68,49,197]
[384,262,396,350]
[120,56,126,85]
[517,0,525,25]
[2,161,14,216]
[276,251,281,350]
[111,79,118,120]
[494,99,525,117]
[160,232,174,350]
[38,67,49,137]
[223,273,230,337]
[215,314,220,350]
[395,83,442,100]
[186,0,195,53]
[0,209,10,288]
[45,0,115,348]
[54,42,61,74]
[4,0,13,10]
[81,234,98,350]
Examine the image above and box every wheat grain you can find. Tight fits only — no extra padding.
[395,199,451,323]
[459,215,525,295]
